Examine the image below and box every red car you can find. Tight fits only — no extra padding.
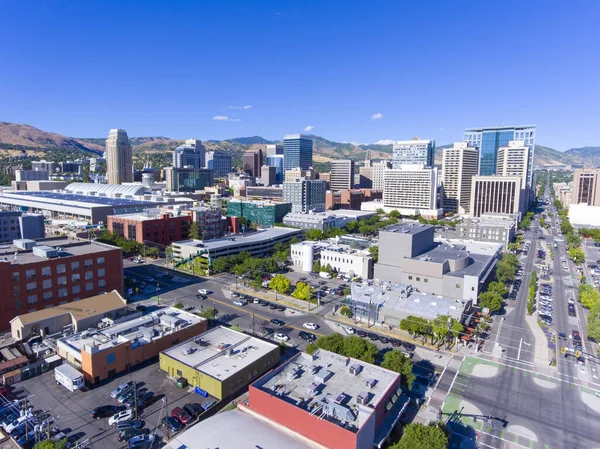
[171,406,192,425]
[0,385,11,397]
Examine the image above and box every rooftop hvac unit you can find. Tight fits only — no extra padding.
[357,392,371,405]
[334,393,346,404]
[349,364,362,376]
[365,378,376,389]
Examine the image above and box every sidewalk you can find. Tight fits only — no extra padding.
[231,284,325,314]
[524,313,554,376]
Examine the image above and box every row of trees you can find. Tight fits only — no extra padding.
[98,230,159,257]
[306,333,415,388]
[554,200,586,264]
[579,284,600,342]
[390,422,449,449]
[519,211,535,230]
[527,270,537,315]
[399,315,463,348]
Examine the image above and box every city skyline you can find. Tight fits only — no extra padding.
[1,1,598,151]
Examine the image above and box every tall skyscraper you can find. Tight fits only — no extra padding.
[185,139,206,167]
[372,161,392,190]
[243,149,263,177]
[572,168,600,206]
[496,141,530,190]
[330,160,355,191]
[266,144,284,156]
[266,155,284,183]
[283,179,327,213]
[392,138,435,168]
[106,129,132,184]
[205,151,232,177]
[261,165,277,187]
[283,134,313,171]
[464,125,536,188]
[173,141,205,169]
[442,142,479,213]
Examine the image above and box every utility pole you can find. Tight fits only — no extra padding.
[133,379,138,419]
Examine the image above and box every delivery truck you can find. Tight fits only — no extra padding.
[54,364,84,392]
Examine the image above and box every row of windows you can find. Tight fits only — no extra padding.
[16,280,107,307]
[12,257,106,282]
[15,269,106,295]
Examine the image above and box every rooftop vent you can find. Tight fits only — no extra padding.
[357,392,371,405]
[307,382,320,396]
[334,393,346,404]
[365,378,377,389]
[349,364,362,376]
[315,370,332,384]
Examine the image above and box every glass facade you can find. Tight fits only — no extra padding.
[266,155,284,183]
[283,135,313,171]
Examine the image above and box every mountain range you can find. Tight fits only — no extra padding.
[0,121,599,167]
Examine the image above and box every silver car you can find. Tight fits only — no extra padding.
[110,382,134,399]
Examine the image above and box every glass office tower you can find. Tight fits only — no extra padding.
[283,134,313,171]
[464,125,536,188]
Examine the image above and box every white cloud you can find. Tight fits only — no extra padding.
[229,105,252,110]
[375,139,395,145]
[213,115,242,122]
[371,112,384,120]
[439,127,444,132]
[304,125,314,132]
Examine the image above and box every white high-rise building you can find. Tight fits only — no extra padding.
[330,160,355,191]
[383,165,441,217]
[496,141,530,190]
[372,160,392,190]
[392,138,435,168]
[442,142,479,213]
[106,129,132,185]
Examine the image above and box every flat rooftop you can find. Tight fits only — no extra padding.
[165,409,314,449]
[0,190,160,208]
[174,227,302,251]
[415,242,470,264]
[0,239,119,266]
[381,222,434,235]
[58,308,204,354]
[324,210,376,219]
[162,326,278,382]
[253,349,400,432]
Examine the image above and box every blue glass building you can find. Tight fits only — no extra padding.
[464,125,536,187]
[283,134,313,171]
[266,155,284,183]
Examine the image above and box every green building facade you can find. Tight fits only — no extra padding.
[227,200,292,227]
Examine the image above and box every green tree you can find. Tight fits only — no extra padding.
[400,316,431,339]
[479,291,503,313]
[578,284,599,309]
[173,302,184,309]
[305,229,324,240]
[487,281,508,298]
[249,274,263,289]
[381,350,415,388]
[269,274,291,294]
[189,221,200,240]
[292,281,313,301]
[34,441,68,449]
[314,333,345,353]
[369,245,379,264]
[339,305,352,318]
[342,336,378,363]
[431,315,450,345]
[198,307,217,320]
[587,319,600,342]
[389,209,401,219]
[391,422,448,449]
[376,208,385,215]
[312,260,322,273]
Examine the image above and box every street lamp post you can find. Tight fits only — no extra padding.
[156,284,160,304]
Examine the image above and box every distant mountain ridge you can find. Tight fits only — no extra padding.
[0,121,596,167]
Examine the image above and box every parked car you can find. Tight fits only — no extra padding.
[263,327,274,336]
[270,319,285,326]
[402,341,416,351]
[379,337,390,344]
[274,332,290,342]
[390,339,402,347]
[128,434,155,449]
[117,428,144,442]
[161,416,182,432]
[303,322,318,330]
[233,300,246,306]
[117,390,137,405]
[357,330,367,337]
[367,333,379,341]
[572,330,582,341]
[109,409,134,425]
[171,407,193,425]
[183,403,203,419]
[111,382,134,399]
[343,326,355,334]
[298,331,316,342]
[92,405,123,419]
[115,420,144,431]
[197,289,209,295]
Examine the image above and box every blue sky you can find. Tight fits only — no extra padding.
[1,1,598,150]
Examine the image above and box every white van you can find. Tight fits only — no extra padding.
[54,364,84,392]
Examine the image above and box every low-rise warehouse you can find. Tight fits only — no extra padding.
[159,326,280,400]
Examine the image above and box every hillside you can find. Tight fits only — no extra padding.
[0,121,595,167]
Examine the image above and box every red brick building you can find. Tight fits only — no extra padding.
[0,238,123,330]
[107,212,191,246]
[326,189,383,211]
[245,349,408,449]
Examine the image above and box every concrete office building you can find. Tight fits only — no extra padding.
[374,223,501,302]
[572,168,600,206]
[173,142,205,169]
[159,326,279,400]
[291,240,373,279]
[358,152,373,188]
[496,141,530,190]
[553,182,572,209]
[243,149,263,178]
[261,165,277,187]
[330,160,355,191]
[0,238,123,329]
[282,210,373,231]
[205,151,232,177]
[452,213,517,250]
[247,349,407,449]
[107,211,191,246]
[31,161,57,173]
[57,307,206,385]
[227,199,292,227]
[470,176,524,218]
[383,166,442,218]
[464,125,536,189]
[284,168,316,182]
[266,155,284,183]
[165,167,214,192]
[392,139,434,168]
[372,161,392,190]
[0,211,44,243]
[10,290,129,341]
[283,134,313,171]
[244,186,284,201]
[283,179,327,213]
[442,142,479,213]
[15,170,49,182]
[265,144,284,156]
[106,129,133,185]
[171,227,302,271]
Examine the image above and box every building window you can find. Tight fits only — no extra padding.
[71,261,79,271]
[424,279,428,283]
[85,271,94,280]
[27,294,38,305]
[408,275,413,280]
[15,298,21,308]
[72,273,81,282]
[43,291,53,300]
[58,288,68,298]
[86,282,94,292]
[84,259,93,268]
[12,272,20,282]
[58,276,67,286]
[177,370,183,377]
[57,264,66,274]
[416,277,420,282]
[41,266,51,277]
[25,269,36,280]
[98,268,106,277]
[42,279,52,289]
[106,353,116,364]
[471,286,475,291]
[456,284,460,289]
[73,285,81,294]
[98,279,106,288]
[26,282,36,292]
[97,257,105,265]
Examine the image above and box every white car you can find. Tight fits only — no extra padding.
[568,297,575,305]
[198,289,209,295]
[343,325,355,334]
[233,300,246,306]
[303,322,318,330]
[108,409,134,426]
[274,333,289,342]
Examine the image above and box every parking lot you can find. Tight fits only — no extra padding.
[124,264,198,302]
[14,361,218,448]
